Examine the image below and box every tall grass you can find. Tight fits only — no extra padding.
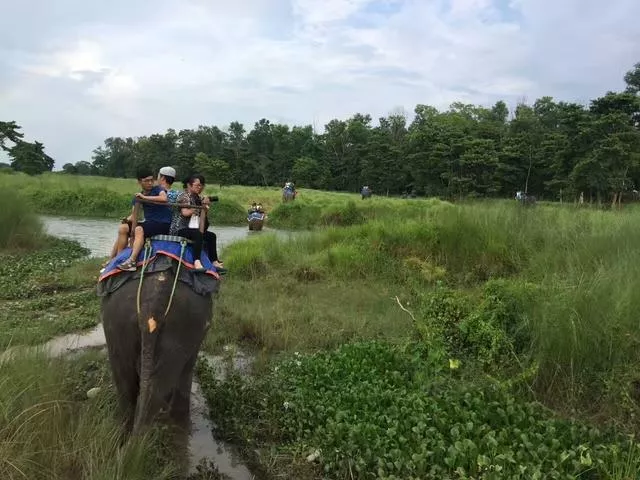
[0,193,44,250]
[10,172,454,228]
[10,173,247,224]
[0,350,179,480]
[218,201,640,425]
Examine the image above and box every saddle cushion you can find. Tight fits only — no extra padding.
[97,238,220,297]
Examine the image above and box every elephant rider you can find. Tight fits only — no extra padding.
[248,202,257,214]
[170,174,224,272]
[115,167,175,271]
[284,181,296,197]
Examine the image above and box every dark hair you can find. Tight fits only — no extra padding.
[136,167,153,180]
[186,174,206,187]
[161,175,175,185]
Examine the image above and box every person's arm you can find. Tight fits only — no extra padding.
[122,205,135,223]
[135,190,167,202]
[177,192,194,217]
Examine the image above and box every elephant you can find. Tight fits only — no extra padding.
[282,188,295,203]
[361,186,372,199]
[101,266,216,437]
[247,211,265,231]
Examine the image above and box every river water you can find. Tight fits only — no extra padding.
[41,215,275,258]
[40,214,261,479]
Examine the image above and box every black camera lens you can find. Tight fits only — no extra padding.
[208,196,219,202]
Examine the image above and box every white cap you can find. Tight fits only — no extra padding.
[158,166,176,178]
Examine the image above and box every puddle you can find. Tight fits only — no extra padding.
[44,324,106,356]
[203,348,254,381]
[190,379,254,479]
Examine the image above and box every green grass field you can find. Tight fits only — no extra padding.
[9,172,640,478]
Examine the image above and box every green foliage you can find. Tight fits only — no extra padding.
[2,125,54,175]
[416,280,537,367]
[0,237,89,300]
[216,199,640,428]
[194,152,233,187]
[1,173,248,223]
[207,197,246,225]
[0,351,180,479]
[268,201,323,229]
[0,192,44,250]
[0,235,98,348]
[198,341,640,479]
[319,200,365,226]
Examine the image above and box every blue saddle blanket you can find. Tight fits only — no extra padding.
[248,212,265,221]
[99,238,219,282]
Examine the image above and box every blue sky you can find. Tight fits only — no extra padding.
[0,0,638,169]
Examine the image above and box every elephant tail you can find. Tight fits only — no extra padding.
[132,301,166,435]
[132,324,158,435]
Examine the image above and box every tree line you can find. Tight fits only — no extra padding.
[7,63,640,202]
[0,121,54,175]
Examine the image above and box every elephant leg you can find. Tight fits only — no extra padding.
[169,353,198,430]
[102,319,140,432]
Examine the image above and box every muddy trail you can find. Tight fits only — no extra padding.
[45,326,255,479]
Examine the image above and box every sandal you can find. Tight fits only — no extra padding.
[117,259,137,272]
[193,261,207,273]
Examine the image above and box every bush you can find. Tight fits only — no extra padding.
[0,193,43,250]
[416,280,537,367]
[320,200,365,226]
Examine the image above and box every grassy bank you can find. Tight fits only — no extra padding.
[198,200,640,477]
[0,210,101,348]
[10,172,456,228]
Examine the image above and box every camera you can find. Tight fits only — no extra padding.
[208,196,219,202]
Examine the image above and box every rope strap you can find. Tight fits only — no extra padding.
[136,239,153,319]
[164,239,187,316]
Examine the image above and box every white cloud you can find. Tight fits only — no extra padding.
[0,0,638,167]
[23,40,107,80]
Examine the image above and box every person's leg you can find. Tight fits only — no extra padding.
[203,231,223,268]
[115,222,131,256]
[108,222,130,259]
[203,231,217,261]
[117,226,145,271]
[178,228,205,271]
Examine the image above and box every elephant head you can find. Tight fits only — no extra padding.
[100,263,218,436]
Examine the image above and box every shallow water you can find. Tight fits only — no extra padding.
[43,324,254,478]
[40,214,285,258]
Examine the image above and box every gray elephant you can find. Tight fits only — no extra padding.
[99,255,219,436]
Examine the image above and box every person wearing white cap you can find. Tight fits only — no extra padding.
[115,166,177,271]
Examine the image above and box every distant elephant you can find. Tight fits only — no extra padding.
[248,211,265,231]
[282,188,295,203]
[101,266,217,436]
[516,192,536,206]
[361,186,372,199]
